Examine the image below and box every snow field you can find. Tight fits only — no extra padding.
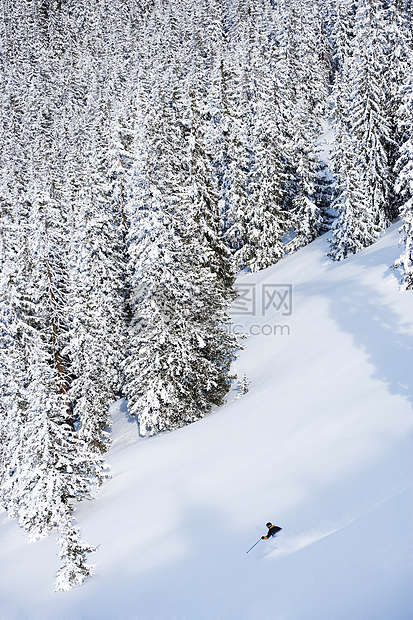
[0,224,412,619]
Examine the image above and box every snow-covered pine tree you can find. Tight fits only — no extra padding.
[394,30,413,289]
[331,0,355,70]
[241,5,292,270]
[281,0,332,252]
[351,0,395,226]
[0,201,30,511]
[123,34,237,434]
[221,41,254,270]
[224,1,293,272]
[179,5,236,290]
[236,372,251,397]
[0,191,104,588]
[65,73,127,454]
[396,198,413,290]
[330,54,383,259]
[0,0,40,509]
[329,0,395,260]
[0,0,109,589]
[0,22,20,495]
[384,0,412,219]
[55,514,96,592]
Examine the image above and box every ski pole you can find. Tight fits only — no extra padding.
[246,538,262,553]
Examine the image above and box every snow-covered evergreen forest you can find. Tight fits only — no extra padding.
[0,0,412,593]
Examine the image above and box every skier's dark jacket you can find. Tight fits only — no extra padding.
[262,524,282,540]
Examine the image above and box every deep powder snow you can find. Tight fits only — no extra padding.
[1,224,412,620]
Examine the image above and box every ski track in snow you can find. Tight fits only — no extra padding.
[264,484,412,559]
[264,527,340,558]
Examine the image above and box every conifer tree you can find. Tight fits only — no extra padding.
[280,0,331,253]
[55,514,96,592]
[0,0,112,589]
[224,1,293,271]
[221,46,254,269]
[65,78,127,454]
[394,37,413,289]
[385,0,412,218]
[236,372,251,397]
[0,195,105,591]
[123,56,237,435]
[180,11,236,290]
[0,202,30,509]
[329,0,395,259]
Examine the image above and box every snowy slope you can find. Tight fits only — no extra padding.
[1,224,412,620]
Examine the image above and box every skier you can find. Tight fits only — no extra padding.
[261,522,282,540]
